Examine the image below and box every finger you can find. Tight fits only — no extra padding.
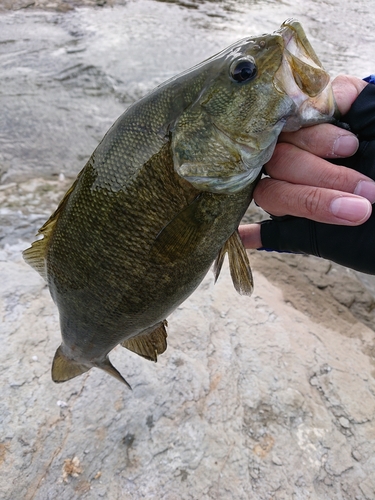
[265,144,375,202]
[277,124,358,158]
[275,75,368,158]
[253,178,372,225]
[331,75,368,114]
[238,224,262,249]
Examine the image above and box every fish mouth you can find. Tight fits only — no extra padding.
[274,19,337,130]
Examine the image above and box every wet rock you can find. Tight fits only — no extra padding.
[1,179,375,499]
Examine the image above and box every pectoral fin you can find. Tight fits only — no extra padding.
[151,194,218,265]
[121,321,168,362]
[214,230,253,296]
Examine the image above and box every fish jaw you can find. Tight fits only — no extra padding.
[172,20,337,195]
[274,18,338,130]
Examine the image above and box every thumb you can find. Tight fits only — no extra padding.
[332,75,367,115]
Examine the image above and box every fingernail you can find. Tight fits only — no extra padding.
[330,196,371,222]
[333,135,359,156]
[354,180,375,203]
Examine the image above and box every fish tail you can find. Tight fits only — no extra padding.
[98,358,132,390]
[51,345,132,389]
[51,345,91,383]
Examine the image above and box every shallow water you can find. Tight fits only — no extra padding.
[0,0,374,182]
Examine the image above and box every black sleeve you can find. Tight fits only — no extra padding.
[260,83,375,275]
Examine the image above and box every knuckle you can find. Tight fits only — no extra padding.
[320,168,342,187]
[320,166,353,191]
[301,189,324,216]
[303,126,337,157]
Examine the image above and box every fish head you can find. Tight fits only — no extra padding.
[172,19,337,193]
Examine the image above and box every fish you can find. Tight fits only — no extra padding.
[23,19,337,387]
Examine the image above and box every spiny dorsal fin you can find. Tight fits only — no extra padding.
[51,345,90,383]
[23,175,80,280]
[121,321,168,362]
[214,230,253,296]
[22,218,57,281]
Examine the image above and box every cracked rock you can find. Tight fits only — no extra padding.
[2,180,375,499]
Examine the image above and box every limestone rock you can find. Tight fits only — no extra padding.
[1,198,375,499]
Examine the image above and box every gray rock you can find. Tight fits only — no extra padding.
[1,189,375,499]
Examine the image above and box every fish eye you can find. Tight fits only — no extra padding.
[230,57,257,83]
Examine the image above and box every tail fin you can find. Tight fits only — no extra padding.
[52,345,90,383]
[51,345,132,389]
[99,358,132,390]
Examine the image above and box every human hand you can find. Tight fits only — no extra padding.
[239,75,375,274]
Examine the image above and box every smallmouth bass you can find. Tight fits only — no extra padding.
[24,20,336,387]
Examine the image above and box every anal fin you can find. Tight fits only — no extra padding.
[121,320,168,362]
[214,230,253,296]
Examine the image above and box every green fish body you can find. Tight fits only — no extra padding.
[24,20,336,386]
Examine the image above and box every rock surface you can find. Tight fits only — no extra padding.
[1,1,375,497]
[1,178,375,500]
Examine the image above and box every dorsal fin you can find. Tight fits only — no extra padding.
[214,230,253,296]
[22,175,80,280]
[22,220,57,281]
[121,321,168,362]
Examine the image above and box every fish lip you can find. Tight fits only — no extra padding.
[273,19,337,131]
[276,18,322,69]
